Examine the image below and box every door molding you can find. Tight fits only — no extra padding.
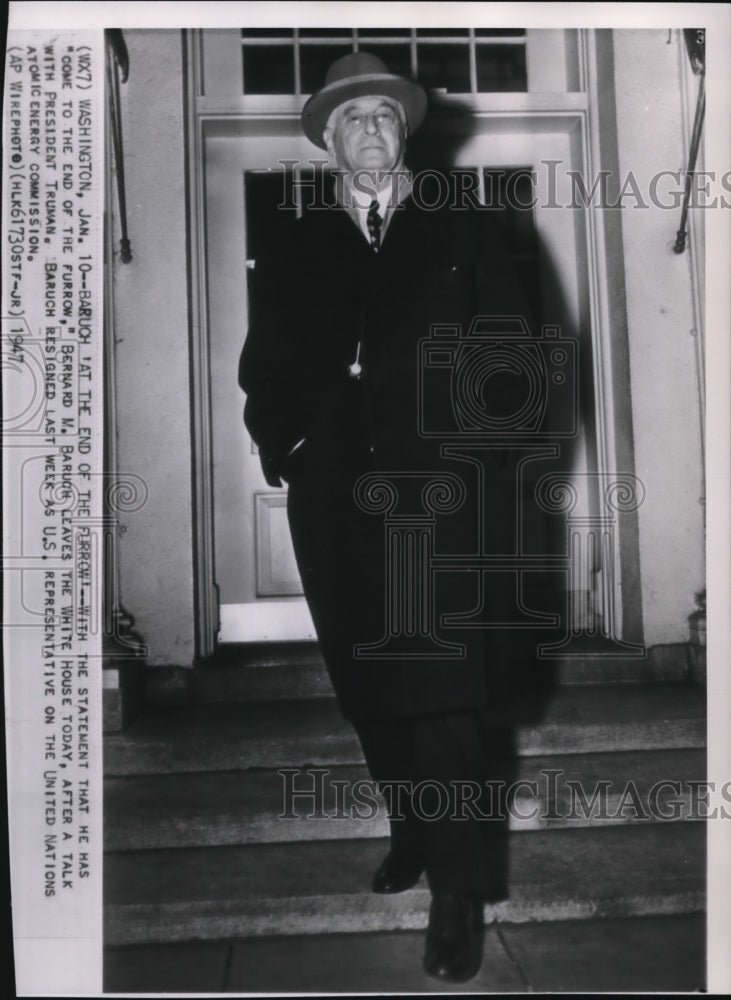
[185,28,644,650]
[185,30,219,658]
[578,29,644,642]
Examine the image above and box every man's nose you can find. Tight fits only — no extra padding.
[363,114,380,134]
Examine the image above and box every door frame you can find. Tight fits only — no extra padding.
[184,28,644,656]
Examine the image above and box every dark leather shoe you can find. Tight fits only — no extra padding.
[423,892,482,983]
[371,852,424,894]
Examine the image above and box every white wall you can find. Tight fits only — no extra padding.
[612,30,705,645]
[110,30,196,666]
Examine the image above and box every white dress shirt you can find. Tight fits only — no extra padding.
[338,170,413,245]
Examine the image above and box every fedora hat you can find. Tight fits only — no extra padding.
[302,51,427,149]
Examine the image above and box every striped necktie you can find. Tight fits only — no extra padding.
[366,198,382,252]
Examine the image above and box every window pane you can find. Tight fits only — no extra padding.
[363,44,412,79]
[416,28,469,37]
[245,170,337,260]
[297,168,337,211]
[245,171,294,260]
[483,171,536,250]
[476,43,527,91]
[298,28,353,39]
[484,168,540,321]
[300,44,353,94]
[241,28,294,39]
[474,28,525,38]
[450,168,484,209]
[417,43,471,92]
[356,28,411,37]
[242,45,294,94]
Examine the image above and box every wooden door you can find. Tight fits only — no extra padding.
[206,127,591,643]
[206,135,318,641]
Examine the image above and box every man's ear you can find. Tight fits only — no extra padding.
[323,126,335,156]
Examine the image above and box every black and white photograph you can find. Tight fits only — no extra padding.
[2,2,730,995]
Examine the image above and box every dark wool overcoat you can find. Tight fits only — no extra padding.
[239,195,534,722]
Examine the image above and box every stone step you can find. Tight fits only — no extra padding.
[104,821,705,945]
[146,642,692,705]
[105,682,706,777]
[104,748,706,850]
[104,914,706,994]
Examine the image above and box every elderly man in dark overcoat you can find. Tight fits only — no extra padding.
[239,52,533,982]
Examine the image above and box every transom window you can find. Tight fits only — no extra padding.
[240,28,528,95]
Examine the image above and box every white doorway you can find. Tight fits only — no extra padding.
[203,126,591,643]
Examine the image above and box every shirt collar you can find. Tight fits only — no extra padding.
[334,169,413,215]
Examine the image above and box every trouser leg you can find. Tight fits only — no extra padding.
[408,711,490,893]
[354,710,490,893]
[353,717,427,863]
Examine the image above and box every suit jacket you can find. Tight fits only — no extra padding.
[239,195,535,721]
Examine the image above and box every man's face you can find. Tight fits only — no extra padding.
[324,96,407,175]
